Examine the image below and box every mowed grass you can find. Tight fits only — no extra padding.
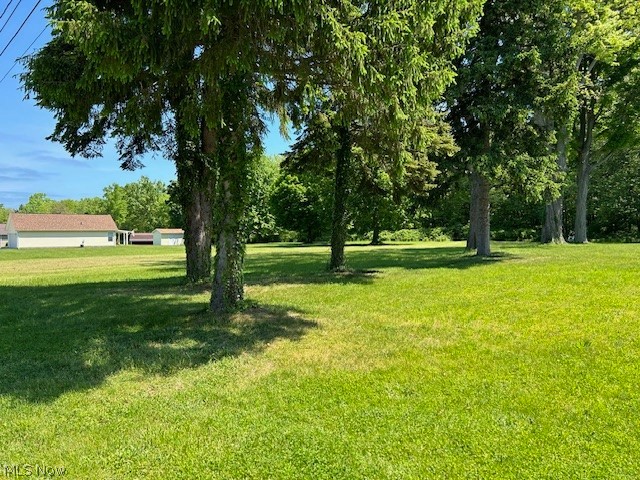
[1,242,639,479]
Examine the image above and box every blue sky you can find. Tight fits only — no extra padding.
[0,2,292,209]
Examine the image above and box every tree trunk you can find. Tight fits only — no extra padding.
[574,102,595,244]
[472,171,491,256]
[182,173,214,282]
[541,126,568,244]
[210,157,246,313]
[371,225,381,246]
[542,199,564,244]
[574,159,591,243]
[371,207,381,245]
[210,198,245,312]
[209,75,253,313]
[467,171,479,250]
[174,116,215,283]
[329,125,352,271]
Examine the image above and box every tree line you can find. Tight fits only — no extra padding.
[0,177,172,232]
[20,0,640,313]
[4,147,636,244]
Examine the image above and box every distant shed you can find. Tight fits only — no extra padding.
[130,232,154,245]
[153,228,184,246]
[6,213,118,249]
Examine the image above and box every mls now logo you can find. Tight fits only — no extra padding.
[2,464,66,477]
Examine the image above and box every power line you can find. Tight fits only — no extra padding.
[0,0,43,58]
[0,24,47,84]
[0,0,22,34]
[0,0,16,23]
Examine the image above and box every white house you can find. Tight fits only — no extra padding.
[0,223,7,248]
[153,228,185,246]
[6,213,118,249]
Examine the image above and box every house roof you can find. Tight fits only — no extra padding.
[131,233,154,240]
[8,213,118,232]
[153,228,184,234]
[130,233,154,244]
[0,223,6,236]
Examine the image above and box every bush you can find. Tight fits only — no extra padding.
[422,227,452,242]
[380,229,423,242]
[278,229,301,243]
[491,228,538,241]
[450,223,469,241]
[378,228,452,243]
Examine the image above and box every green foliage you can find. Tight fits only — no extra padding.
[125,177,171,232]
[379,229,424,243]
[66,197,106,214]
[103,176,171,231]
[589,149,640,240]
[492,228,539,241]
[410,175,549,242]
[421,227,453,242]
[102,184,128,227]
[448,0,565,194]
[21,0,640,304]
[409,173,471,241]
[18,193,106,215]
[0,204,12,223]
[283,111,451,245]
[378,228,452,243]
[23,0,485,306]
[350,193,406,240]
[244,155,281,243]
[490,186,545,240]
[278,115,337,244]
[165,180,185,230]
[18,193,57,214]
[565,0,640,241]
[317,0,483,133]
[270,173,332,243]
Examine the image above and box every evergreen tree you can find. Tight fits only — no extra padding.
[24,0,483,309]
[448,0,566,255]
[303,2,483,269]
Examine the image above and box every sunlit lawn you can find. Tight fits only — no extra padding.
[1,242,639,479]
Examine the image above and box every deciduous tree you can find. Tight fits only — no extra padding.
[570,0,640,243]
[19,193,56,214]
[103,177,170,232]
[0,204,13,223]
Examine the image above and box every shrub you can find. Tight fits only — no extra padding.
[278,229,300,243]
[378,228,452,243]
[380,229,423,242]
[491,228,538,241]
[422,227,452,242]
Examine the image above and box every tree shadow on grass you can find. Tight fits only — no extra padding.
[249,242,328,249]
[244,246,515,286]
[146,245,515,288]
[0,276,317,403]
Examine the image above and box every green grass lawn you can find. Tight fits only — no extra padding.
[1,242,639,479]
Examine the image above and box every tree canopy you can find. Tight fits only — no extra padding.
[24,0,484,309]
